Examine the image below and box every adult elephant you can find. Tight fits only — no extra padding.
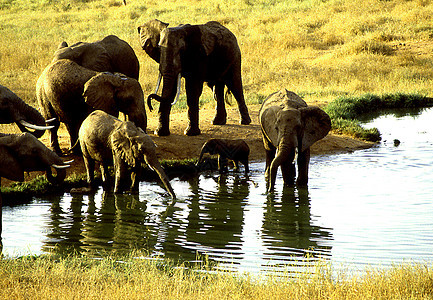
[0,132,72,246]
[52,35,139,80]
[78,110,175,198]
[139,20,251,136]
[259,89,331,191]
[36,59,147,154]
[0,85,54,138]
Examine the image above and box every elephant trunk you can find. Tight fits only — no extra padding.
[147,73,181,136]
[14,98,50,139]
[154,164,176,200]
[196,145,208,166]
[46,166,67,185]
[268,142,296,192]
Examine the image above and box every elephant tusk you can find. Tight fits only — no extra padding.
[20,120,54,130]
[172,73,182,106]
[52,164,71,169]
[45,118,56,123]
[154,72,162,94]
[62,160,74,164]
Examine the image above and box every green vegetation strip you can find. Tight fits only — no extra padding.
[324,93,433,142]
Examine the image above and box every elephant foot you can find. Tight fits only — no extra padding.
[240,114,251,125]
[184,126,201,136]
[155,127,170,136]
[212,113,227,125]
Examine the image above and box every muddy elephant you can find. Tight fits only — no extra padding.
[0,132,72,245]
[196,138,250,174]
[139,20,251,136]
[52,35,139,80]
[78,110,175,198]
[36,59,147,154]
[0,85,54,138]
[259,89,331,191]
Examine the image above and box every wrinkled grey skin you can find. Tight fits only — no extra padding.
[197,138,250,175]
[0,85,53,138]
[36,59,146,155]
[139,20,251,136]
[259,89,331,191]
[0,132,71,245]
[79,110,175,198]
[53,35,139,80]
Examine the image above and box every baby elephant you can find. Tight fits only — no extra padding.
[197,138,250,174]
[79,110,175,198]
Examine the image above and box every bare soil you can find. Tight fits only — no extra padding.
[2,104,373,188]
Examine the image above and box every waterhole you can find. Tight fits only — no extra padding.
[2,107,433,276]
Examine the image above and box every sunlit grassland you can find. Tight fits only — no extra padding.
[1,0,433,107]
[0,253,432,299]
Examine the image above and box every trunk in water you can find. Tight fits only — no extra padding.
[267,143,296,192]
[46,167,67,185]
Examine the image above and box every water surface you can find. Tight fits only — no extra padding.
[3,108,433,276]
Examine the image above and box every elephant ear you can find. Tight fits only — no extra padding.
[83,73,118,116]
[110,122,139,167]
[0,145,24,181]
[259,105,281,147]
[300,106,332,152]
[200,26,217,56]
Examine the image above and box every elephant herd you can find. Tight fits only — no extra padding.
[0,19,332,246]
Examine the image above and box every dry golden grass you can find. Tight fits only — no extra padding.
[0,254,432,299]
[1,0,433,108]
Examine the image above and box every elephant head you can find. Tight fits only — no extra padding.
[83,73,147,132]
[260,89,331,191]
[110,121,176,199]
[137,19,169,63]
[0,133,71,185]
[0,85,54,138]
[53,35,140,80]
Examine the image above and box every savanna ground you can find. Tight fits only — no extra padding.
[1,0,433,297]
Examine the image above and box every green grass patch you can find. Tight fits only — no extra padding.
[325,93,433,142]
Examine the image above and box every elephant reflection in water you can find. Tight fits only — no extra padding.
[262,188,333,260]
[43,191,173,255]
[178,174,250,260]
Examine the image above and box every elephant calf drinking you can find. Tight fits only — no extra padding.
[78,110,175,198]
[259,89,331,191]
[196,138,250,175]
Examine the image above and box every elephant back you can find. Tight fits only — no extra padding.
[260,89,307,114]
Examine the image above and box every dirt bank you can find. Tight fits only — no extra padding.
[3,104,373,188]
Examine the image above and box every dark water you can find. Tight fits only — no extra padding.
[2,108,433,275]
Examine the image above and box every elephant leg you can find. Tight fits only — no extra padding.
[265,148,276,180]
[296,148,310,187]
[218,155,228,173]
[233,160,239,172]
[48,120,61,155]
[241,159,249,175]
[83,155,95,189]
[226,70,251,125]
[281,161,296,187]
[212,83,227,125]
[156,101,172,136]
[184,78,203,136]
[66,121,82,155]
[130,166,141,193]
[100,163,111,190]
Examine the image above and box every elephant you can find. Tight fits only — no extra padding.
[0,132,72,245]
[0,85,54,138]
[138,20,251,136]
[196,138,250,175]
[78,110,175,198]
[259,89,331,191]
[52,35,139,80]
[36,59,147,154]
